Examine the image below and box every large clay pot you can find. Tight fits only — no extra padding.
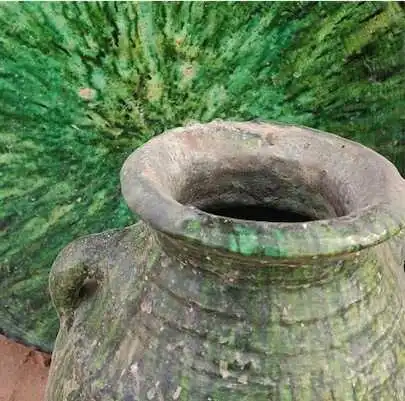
[45,121,405,401]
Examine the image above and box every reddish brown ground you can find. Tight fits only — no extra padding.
[0,335,51,401]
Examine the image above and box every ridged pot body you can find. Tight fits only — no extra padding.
[46,121,405,401]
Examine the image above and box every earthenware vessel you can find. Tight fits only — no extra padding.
[46,121,405,401]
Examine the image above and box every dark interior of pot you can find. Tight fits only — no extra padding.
[202,204,314,222]
[175,156,347,223]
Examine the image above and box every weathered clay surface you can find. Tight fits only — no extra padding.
[46,122,405,400]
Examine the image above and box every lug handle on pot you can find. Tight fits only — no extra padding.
[49,237,102,330]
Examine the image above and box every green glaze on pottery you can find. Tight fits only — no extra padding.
[233,225,259,256]
[46,122,405,400]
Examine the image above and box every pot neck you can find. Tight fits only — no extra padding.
[152,228,364,286]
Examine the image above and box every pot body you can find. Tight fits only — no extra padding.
[46,223,405,401]
[46,121,405,400]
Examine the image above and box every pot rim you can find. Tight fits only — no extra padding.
[121,120,405,261]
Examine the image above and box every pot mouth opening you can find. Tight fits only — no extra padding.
[175,160,345,225]
[121,121,405,260]
[201,203,314,223]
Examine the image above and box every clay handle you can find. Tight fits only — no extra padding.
[49,242,101,329]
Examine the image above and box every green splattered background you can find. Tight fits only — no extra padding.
[0,2,404,352]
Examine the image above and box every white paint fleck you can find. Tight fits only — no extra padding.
[237,374,249,384]
[262,376,277,386]
[173,386,182,400]
[141,299,152,314]
[219,360,230,378]
[130,363,138,376]
[147,388,156,400]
